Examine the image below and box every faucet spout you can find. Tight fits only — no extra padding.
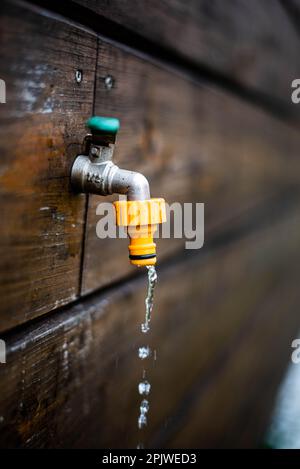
[70,157,150,201]
[110,168,150,201]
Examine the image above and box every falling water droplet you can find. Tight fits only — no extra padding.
[141,323,150,334]
[138,413,147,429]
[138,399,149,429]
[140,399,149,413]
[138,380,151,396]
[138,346,151,359]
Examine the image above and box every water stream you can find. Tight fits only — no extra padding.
[141,266,157,334]
[137,265,158,446]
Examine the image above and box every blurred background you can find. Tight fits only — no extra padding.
[0,0,300,448]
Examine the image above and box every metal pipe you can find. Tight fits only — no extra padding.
[71,156,150,201]
[110,167,150,201]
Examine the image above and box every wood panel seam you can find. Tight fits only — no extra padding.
[77,36,99,298]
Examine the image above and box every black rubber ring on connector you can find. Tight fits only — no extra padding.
[129,253,156,260]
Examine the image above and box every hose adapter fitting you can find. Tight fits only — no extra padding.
[114,198,166,266]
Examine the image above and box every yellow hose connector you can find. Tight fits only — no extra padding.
[114,198,166,266]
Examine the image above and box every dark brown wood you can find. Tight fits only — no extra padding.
[82,38,300,294]
[0,204,300,448]
[0,1,97,331]
[1,0,300,331]
[0,0,300,452]
[280,0,300,34]
[74,0,300,104]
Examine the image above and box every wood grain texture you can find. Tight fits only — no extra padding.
[0,1,97,331]
[82,39,300,294]
[0,204,300,448]
[74,0,300,103]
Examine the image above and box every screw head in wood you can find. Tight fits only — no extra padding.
[75,69,83,83]
[104,75,114,90]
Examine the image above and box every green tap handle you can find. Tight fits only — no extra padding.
[86,116,120,135]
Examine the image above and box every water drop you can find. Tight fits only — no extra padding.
[138,380,151,395]
[141,322,150,334]
[138,413,147,429]
[138,346,151,359]
[138,400,149,429]
[140,399,149,414]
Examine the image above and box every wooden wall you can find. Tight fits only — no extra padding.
[0,0,299,448]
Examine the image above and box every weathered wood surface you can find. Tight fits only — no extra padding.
[0,0,299,452]
[74,0,300,105]
[82,39,300,294]
[1,0,300,330]
[1,204,300,448]
[0,1,97,331]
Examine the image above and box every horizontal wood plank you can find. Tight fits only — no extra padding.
[0,1,97,331]
[1,205,300,448]
[74,0,300,104]
[82,39,300,294]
